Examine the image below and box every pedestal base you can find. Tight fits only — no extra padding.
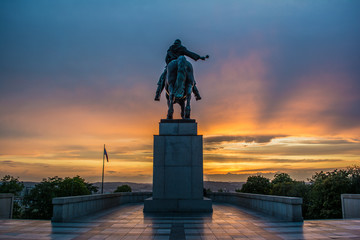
[144,119,212,213]
[144,197,212,213]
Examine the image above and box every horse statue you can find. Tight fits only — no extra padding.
[165,56,195,119]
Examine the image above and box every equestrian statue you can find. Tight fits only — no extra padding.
[154,39,209,119]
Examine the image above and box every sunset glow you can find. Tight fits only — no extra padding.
[1,1,359,183]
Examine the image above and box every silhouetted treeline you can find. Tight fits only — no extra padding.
[1,167,359,220]
[237,166,360,219]
[0,175,98,219]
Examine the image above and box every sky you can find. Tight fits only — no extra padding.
[1,0,359,183]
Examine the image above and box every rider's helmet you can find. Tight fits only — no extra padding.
[174,39,181,45]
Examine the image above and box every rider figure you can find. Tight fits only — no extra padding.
[154,39,206,101]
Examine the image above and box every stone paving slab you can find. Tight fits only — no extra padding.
[0,203,360,239]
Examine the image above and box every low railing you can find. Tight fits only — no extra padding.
[208,192,303,222]
[341,194,360,219]
[52,192,152,222]
[52,191,303,222]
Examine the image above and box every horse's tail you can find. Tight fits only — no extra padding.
[175,56,186,98]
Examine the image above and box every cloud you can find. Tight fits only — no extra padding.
[203,136,360,157]
[0,159,95,181]
[204,146,224,151]
[0,0,359,182]
[203,155,344,164]
[1,160,16,166]
[205,167,345,182]
[237,143,360,156]
[278,138,360,145]
[204,135,286,144]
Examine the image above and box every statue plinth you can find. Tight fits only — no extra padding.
[144,119,212,213]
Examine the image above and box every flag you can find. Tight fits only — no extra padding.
[104,146,109,162]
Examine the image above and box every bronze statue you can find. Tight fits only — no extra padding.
[155,39,208,119]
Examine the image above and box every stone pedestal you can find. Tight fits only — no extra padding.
[144,119,212,212]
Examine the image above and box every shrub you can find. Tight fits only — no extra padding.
[240,175,271,194]
[114,184,132,193]
[22,176,97,219]
[0,175,24,218]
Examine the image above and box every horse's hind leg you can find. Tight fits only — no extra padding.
[167,94,174,119]
[185,99,191,119]
[185,86,192,119]
[180,100,185,119]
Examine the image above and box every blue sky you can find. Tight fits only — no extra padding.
[1,0,359,182]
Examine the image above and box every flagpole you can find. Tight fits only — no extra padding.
[101,144,105,194]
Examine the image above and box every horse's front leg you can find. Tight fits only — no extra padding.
[185,85,192,119]
[167,94,174,119]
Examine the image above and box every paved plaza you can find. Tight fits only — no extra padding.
[1,203,360,240]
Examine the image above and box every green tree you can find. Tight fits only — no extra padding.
[272,173,293,185]
[58,176,94,197]
[236,168,360,220]
[271,173,294,196]
[23,176,96,219]
[0,175,24,194]
[348,166,360,194]
[307,169,351,219]
[0,175,24,218]
[114,184,132,193]
[85,182,99,194]
[290,181,312,219]
[269,173,312,219]
[240,175,271,194]
[23,176,62,219]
